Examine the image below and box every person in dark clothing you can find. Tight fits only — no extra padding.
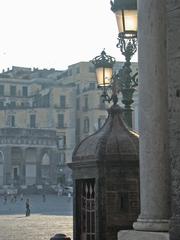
[42,194,46,202]
[3,194,7,204]
[25,198,30,216]
[20,193,24,201]
[14,194,17,202]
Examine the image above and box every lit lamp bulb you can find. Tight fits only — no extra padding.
[95,67,113,87]
[111,0,137,38]
[91,50,115,89]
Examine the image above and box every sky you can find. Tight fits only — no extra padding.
[0,0,137,72]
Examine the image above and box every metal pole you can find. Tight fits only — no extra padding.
[116,36,138,128]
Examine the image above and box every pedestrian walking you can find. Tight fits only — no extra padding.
[14,194,17,202]
[20,193,24,201]
[25,198,30,216]
[67,192,71,202]
[42,193,46,202]
[10,195,14,203]
[3,194,7,204]
[57,187,63,197]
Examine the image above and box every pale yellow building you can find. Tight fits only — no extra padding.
[0,62,138,190]
[0,66,75,189]
[57,61,139,144]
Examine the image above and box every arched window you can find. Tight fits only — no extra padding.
[42,153,50,165]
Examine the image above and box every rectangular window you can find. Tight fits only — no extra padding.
[8,115,15,127]
[30,114,36,128]
[0,85,4,96]
[11,116,15,127]
[10,101,16,108]
[76,118,81,144]
[22,86,28,97]
[76,84,80,94]
[76,118,80,135]
[76,67,80,74]
[60,95,66,108]
[59,152,65,164]
[84,95,88,111]
[58,136,66,149]
[0,101,4,108]
[68,69,72,76]
[89,82,95,90]
[84,118,89,133]
[13,167,19,179]
[76,98,80,110]
[57,114,64,128]
[10,86,16,96]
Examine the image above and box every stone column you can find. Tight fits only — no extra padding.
[167,1,180,239]
[133,0,169,232]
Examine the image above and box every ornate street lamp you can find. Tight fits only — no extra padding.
[111,0,137,39]
[110,0,138,128]
[91,50,119,105]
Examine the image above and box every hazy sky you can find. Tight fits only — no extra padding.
[0,0,137,72]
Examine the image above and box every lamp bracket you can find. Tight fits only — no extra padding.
[117,35,137,63]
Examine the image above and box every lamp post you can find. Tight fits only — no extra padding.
[110,0,138,128]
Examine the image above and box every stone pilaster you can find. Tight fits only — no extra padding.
[133,0,169,232]
[167,1,180,239]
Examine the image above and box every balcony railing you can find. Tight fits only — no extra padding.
[56,123,68,129]
[0,127,58,147]
[54,104,71,109]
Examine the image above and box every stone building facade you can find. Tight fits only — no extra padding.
[57,61,139,144]
[0,128,58,186]
[0,62,138,189]
[0,66,76,188]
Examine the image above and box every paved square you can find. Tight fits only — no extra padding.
[0,194,73,240]
[0,215,73,240]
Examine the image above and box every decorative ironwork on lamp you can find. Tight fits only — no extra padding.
[111,0,137,62]
[110,0,138,128]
